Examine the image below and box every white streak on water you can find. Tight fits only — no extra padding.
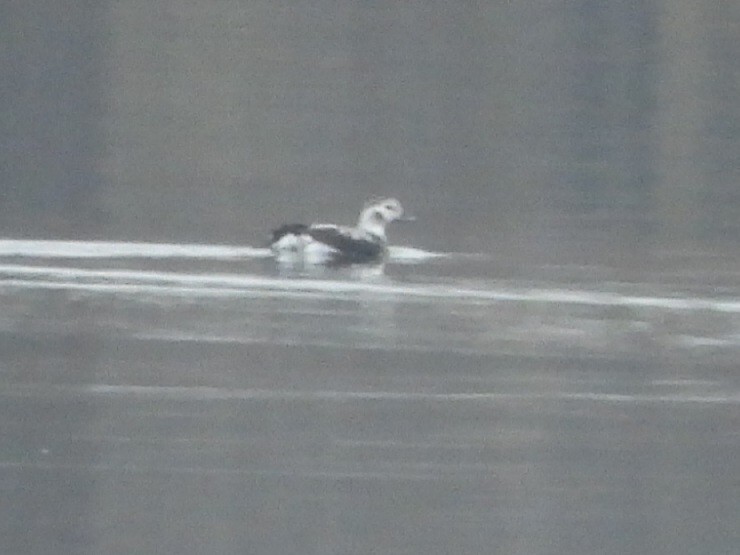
[0,239,445,262]
[0,239,273,259]
[5,383,740,405]
[387,245,447,261]
[1,262,740,313]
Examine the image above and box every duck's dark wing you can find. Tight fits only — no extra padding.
[307,226,384,263]
[270,223,309,243]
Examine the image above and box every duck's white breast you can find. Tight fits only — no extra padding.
[302,238,339,263]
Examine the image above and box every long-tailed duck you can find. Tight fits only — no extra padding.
[269,197,413,264]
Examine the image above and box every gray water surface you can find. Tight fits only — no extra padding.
[1,242,739,555]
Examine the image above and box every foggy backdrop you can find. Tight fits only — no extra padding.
[3,1,739,271]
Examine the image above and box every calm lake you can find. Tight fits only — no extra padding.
[2,1,740,554]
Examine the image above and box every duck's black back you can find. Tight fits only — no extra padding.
[307,227,384,263]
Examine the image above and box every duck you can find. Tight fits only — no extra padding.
[269,197,413,265]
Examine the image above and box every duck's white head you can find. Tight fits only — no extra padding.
[356,197,411,240]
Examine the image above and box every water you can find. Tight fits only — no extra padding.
[3,1,740,554]
[1,240,739,554]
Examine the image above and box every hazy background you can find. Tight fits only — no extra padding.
[2,2,740,555]
[3,1,739,266]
